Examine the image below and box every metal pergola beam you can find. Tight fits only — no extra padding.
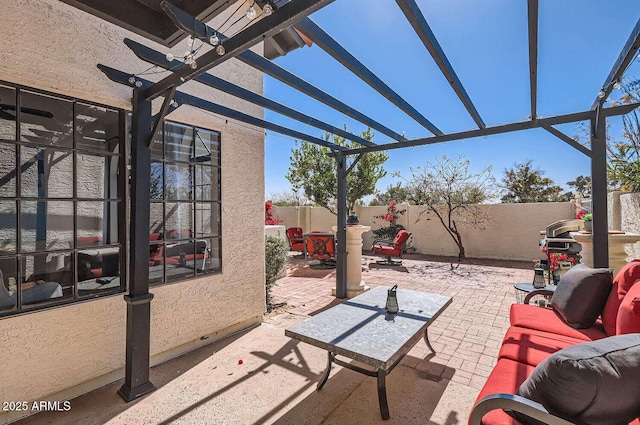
[591,18,640,109]
[528,0,538,120]
[591,106,609,267]
[344,102,640,155]
[124,38,374,147]
[542,125,591,157]
[395,0,485,129]
[98,65,348,152]
[173,92,347,151]
[153,5,405,142]
[237,49,405,141]
[294,17,442,136]
[144,0,335,100]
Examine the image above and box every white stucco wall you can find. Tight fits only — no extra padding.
[0,1,265,422]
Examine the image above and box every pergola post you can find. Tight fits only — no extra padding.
[590,107,609,268]
[118,88,156,402]
[335,152,347,299]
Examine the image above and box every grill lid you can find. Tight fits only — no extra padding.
[546,219,584,238]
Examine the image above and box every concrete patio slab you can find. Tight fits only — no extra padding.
[15,253,533,425]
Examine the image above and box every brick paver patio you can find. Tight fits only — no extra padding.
[269,253,532,390]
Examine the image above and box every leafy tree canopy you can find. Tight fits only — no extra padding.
[286,128,388,214]
[607,82,640,192]
[566,175,591,198]
[368,182,413,206]
[501,160,571,203]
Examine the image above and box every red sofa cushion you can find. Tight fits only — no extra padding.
[472,358,536,425]
[617,282,640,335]
[602,260,640,336]
[509,304,607,342]
[498,326,584,367]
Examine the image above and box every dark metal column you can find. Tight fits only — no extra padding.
[335,152,347,299]
[118,88,156,402]
[590,107,609,268]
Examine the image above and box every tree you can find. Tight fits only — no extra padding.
[501,160,571,203]
[268,190,310,206]
[404,155,495,260]
[566,175,591,198]
[607,82,640,191]
[368,182,412,206]
[286,128,388,214]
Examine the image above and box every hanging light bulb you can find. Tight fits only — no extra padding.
[170,100,179,108]
[210,33,220,46]
[246,5,257,20]
[216,45,225,55]
[166,53,175,62]
[597,89,606,99]
[135,80,143,88]
[613,80,622,90]
[128,76,136,85]
[263,4,273,16]
[189,60,198,69]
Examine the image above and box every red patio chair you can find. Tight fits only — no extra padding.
[371,230,411,266]
[286,227,305,254]
[304,232,336,268]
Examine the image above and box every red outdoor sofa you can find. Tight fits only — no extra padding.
[469,260,640,425]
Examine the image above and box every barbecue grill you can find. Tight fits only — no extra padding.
[540,219,583,254]
[539,219,583,283]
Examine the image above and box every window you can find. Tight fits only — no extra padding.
[0,82,125,316]
[148,122,221,284]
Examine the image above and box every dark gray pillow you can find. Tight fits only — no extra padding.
[514,334,640,425]
[550,264,612,328]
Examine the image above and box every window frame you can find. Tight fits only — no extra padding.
[0,81,127,317]
[148,121,222,286]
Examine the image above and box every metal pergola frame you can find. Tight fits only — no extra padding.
[95,0,640,401]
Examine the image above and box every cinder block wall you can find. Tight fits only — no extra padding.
[274,202,576,261]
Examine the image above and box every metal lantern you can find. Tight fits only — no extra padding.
[385,285,399,314]
[347,211,360,226]
[533,267,545,288]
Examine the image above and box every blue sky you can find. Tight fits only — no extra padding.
[263,0,640,199]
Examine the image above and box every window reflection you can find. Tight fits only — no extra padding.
[20,147,73,198]
[0,142,16,197]
[0,84,125,316]
[20,91,73,147]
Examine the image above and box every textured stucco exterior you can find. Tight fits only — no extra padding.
[620,192,640,259]
[274,202,576,261]
[0,1,265,423]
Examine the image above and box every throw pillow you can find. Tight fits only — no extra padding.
[514,334,640,425]
[616,281,640,335]
[602,259,640,335]
[550,264,612,329]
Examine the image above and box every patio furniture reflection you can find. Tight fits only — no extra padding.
[304,231,336,269]
[0,269,63,311]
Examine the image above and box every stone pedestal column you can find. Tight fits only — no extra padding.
[571,231,640,275]
[332,225,371,298]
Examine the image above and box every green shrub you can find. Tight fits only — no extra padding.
[265,235,289,311]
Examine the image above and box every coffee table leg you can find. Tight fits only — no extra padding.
[317,351,334,390]
[377,369,390,420]
[423,328,436,355]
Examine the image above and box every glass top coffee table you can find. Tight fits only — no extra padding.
[285,286,452,419]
